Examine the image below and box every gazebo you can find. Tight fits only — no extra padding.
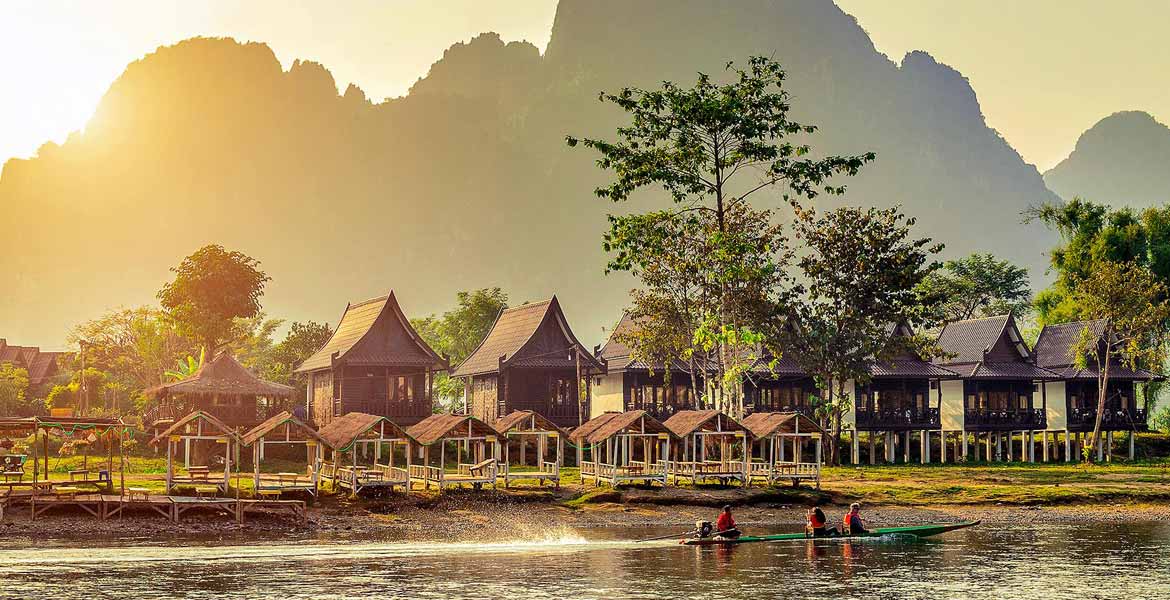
[406,413,500,490]
[662,410,751,486]
[570,411,673,487]
[149,411,242,495]
[493,410,566,488]
[143,352,295,430]
[316,412,413,495]
[241,411,329,497]
[740,412,823,488]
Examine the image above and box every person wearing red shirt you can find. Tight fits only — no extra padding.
[715,505,740,539]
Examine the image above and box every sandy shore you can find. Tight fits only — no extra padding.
[3,489,1168,546]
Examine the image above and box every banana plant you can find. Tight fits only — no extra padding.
[165,347,205,381]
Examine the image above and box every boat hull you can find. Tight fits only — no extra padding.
[679,520,980,546]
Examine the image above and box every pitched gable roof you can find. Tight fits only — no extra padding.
[0,339,65,386]
[493,410,569,437]
[149,410,241,446]
[240,411,329,447]
[935,314,1059,380]
[600,312,696,373]
[568,410,671,445]
[870,321,958,378]
[406,413,499,445]
[740,412,823,438]
[452,296,604,377]
[146,352,294,398]
[1033,319,1161,381]
[316,412,409,451]
[663,410,748,438]
[295,291,448,373]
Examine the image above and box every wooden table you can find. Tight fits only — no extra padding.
[187,466,211,481]
[54,486,82,499]
[126,487,151,501]
[194,485,220,498]
[1,471,23,483]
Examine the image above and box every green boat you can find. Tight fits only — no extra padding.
[679,520,980,546]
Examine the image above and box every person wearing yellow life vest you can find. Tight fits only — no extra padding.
[843,503,867,535]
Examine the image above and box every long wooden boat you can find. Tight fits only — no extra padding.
[680,520,980,546]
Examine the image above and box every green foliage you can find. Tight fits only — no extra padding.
[915,253,1032,322]
[164,347,205,381]
[1029,198,1170,324]
[569,56,871,415]
[1070,261,1170,459]
[0,363,32,416]
[266,321,333,389]
[785,205,942,464]
[1152,406,1170,434]
[70,306,197,391]
[158,244,271,351]
[412,288,509,409]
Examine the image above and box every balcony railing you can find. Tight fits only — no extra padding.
[1068,407,1148,431]
[855,407,940,430]
[964,408,1046,430]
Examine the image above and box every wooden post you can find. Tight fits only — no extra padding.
[1064,431,1072,462]
[851,431,859,465]
[868,432,875,465]
[1129,431,1136,460]
[1106,431,1113,462]
[903,430,911,463]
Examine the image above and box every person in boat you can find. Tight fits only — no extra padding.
[715,505,741,539]
[806,506,837,537]
[843,503,867,535]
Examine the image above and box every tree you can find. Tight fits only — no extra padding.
[267,321,334,396]
[157,245,271,353]
[785,205,942,465]
[412,288,509,410]
[568,56,872,415]
[1070,261,1170,460]
[70,306,197,396]
[915,253,1031,322]
[165,347,205,381]
[1028,198,1170,324]
[0,363,31,416]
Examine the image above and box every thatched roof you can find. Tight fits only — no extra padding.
[493,410,568,437]
[663,410,748,438]
[295,291,448,374]
[149,411,241,446]
[316,412,409,452]
[406,413,499,446]
[568,410,672,445]
[146,353,294,399]
[452,297,605,377]
[241,411,329,447]
[740,412,823,439]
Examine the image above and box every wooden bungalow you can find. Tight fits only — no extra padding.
[569,410,673,487]
[1034,319,1161,461]
[744,355,821,419]
[241,411,329,497]
[144,352,295,430]
[316,412,412,494]
[844,322,960,465]
[493,410,566,488]
[662,410,751,486]
[406,413,501,490]
[592,313,702,420]
[149,411,242,496]
[452,297,605,429]
[740,412,823,487]
[934,314,1061,462]
[294,291,449,427]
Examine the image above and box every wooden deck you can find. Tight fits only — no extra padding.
[1,491,306,524]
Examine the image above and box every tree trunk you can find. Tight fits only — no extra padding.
[1086,359,1110,462]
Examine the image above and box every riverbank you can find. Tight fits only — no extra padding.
[4,461,1170,543]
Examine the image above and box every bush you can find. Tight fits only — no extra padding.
[1152,406,1170,434]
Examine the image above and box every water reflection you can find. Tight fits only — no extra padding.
[0,522,1167,599]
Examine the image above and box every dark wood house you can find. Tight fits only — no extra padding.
[1033,319,1160,460]
[934,314,1061,461]
[744,355,821,418]
[452,297,604,428]
[593,313,700,421]
[294,291,449,428]
[846,322,959,464]
[0,339,64,398]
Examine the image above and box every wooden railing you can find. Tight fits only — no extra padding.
[855,407,940,430]
[409,464,441,483]
[964,408,1046,430]
[372,463,409,483]
[1068,407,1148,431]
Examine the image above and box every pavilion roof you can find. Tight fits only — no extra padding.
[663,410,749,438]
[316,412,409,451]
[406,413,499,445]
[149,410,241,446]
[493,410,569,437]
[740,412,823,438]
[241,411,330,447]
[146,353,294,399]
[568,410,672,445]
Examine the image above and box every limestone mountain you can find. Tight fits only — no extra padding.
[1044,110,1170,207]
[0,0,1059,346]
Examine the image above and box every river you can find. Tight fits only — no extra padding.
[1,521,1167,598]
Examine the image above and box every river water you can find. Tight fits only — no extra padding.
[1,521,1168,599]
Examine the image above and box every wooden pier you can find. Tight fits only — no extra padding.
[2,490,306,524]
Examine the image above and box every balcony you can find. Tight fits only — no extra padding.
[1068,407,1148,432]
[964,408,1046,431]
[855,407,940,431]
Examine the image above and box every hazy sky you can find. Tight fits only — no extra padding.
[1,0,1167,172]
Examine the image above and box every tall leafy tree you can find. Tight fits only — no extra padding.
[69,306,197,394]
[786,205,942,464]
[568,56,872,415]
[1070,261,1170,459]
[412,288,509,409]
[158,244,271,353]
[0,363,31,416]
[915,253,1031,322]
